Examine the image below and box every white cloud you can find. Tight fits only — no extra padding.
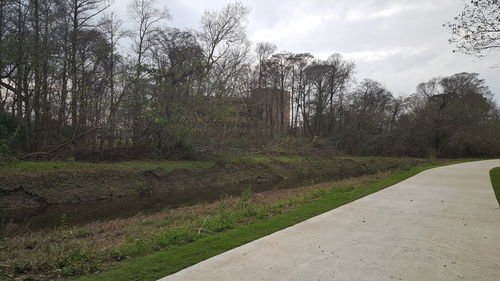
[343,46,428,62]
[344,6,407,22]
[344,2,439,22]
[251,13,324,42]
[370,6,405,18]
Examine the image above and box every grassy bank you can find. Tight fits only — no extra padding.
[0,156,430,212]
[0,156,295,176]
[66,161,459,281]
[0,161,211,175]
[489,167,500,204]
[0,154,308,175]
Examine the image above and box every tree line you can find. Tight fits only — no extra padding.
[1,0,499,160]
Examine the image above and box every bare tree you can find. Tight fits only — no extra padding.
[446,0,500,57]
[199,1,249,70]
[254,41,276,89]
[128,0,170,145]
[289,53,313,132]
[192,2,251,148]
[66,0,108,133]
[99,12,127,149]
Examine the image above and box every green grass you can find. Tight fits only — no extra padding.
[0,153,305,175]
[0,161,211,175]
[335,155,402,160]
[219,153,304,163]
[72,161,461,281]
[489,167,500,205]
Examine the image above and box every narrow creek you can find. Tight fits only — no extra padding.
[0,190,229,235]
[0,159,412,235]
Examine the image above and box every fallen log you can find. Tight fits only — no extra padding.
[18,127,100,160]
[17,151,52,160]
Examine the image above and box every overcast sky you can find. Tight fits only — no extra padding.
[110,0,500,103]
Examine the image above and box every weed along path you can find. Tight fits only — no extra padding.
[158,160,500,281]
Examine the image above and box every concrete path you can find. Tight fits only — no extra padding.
[159,160,500,281]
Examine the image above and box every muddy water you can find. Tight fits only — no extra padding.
[0,191,225,234]
[0,178,287,234]
[1,175,287,234]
